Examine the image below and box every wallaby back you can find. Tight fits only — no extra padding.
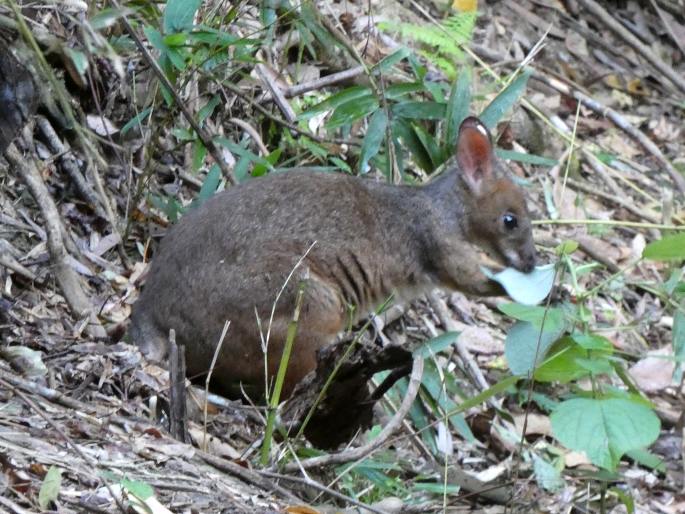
[130,116,536,397]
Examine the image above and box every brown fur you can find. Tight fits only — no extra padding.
[129,117,536,398]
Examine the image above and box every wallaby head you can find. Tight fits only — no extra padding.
[452,116,536,273]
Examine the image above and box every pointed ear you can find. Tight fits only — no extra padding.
[456,116,494,196]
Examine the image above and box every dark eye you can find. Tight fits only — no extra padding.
[503,213,518,230]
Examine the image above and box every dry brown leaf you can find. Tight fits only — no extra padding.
[564,451,592,468]
[513,413,552,437]
[459,325,503,354]
[629,346,675,392]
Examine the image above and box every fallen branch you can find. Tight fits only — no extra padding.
[576,0,685,96]
[4,142,106,338]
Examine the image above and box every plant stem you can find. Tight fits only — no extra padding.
[534,219,685,230]
[260,283,305,466]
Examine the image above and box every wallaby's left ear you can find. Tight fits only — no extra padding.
[456,116,494,196]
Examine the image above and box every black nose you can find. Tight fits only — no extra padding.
[521,253,536,273]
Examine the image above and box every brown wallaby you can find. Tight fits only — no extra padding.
[129,116,536,397]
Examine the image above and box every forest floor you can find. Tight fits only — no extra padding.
[0,0,684,513]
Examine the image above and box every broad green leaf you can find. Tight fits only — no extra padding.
[505,320,565,375]
[483,263,555,306]
[445,67,471,149]
[299,86,373,121]
[532,454,564,492]
[497,303,566,332]
[625,449,666,473]
[163,0,201,33]
[392,101,446,120]
[326,98,379,130]
[575,357,614,375]
[163,32,187,47]
[479,68,532,129]
[359,109,388,173]
[571,333,614,351]
[643,233,685,261]
[38,466,62,509]
[495,149,558,167]
[551,398,660,471]
[534,338,593,383]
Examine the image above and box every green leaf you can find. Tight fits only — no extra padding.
[534,338,593,383]
[421,360,474,441]
[551,398,661,471]
[299,69,358,105]
[609,487,635,514]
[121,107,153,135]
[359,109,388,173]
[144,25,166,53]
[252,148,281,177]
[412,124,441,169]
[198,95,221,125]
[385,82,426,99]
[122,477,154,501]
[163,0,201,33]
[392,101,446,120]
[415,332,459,358]
[412,482,461,495]
[483,263,555,306]
[392,119,432,171]
[625,449,666,473]
[497,303,565,332]
[371,46,411,74]
[532,454,564,492]
[38,466,62,509]
[191,139,207,171]
[445,375,520,417]
[150,194,182,223]
[479,68,532,129]
[90,7,129,30]
[326,97,379,129]
[673,307,685,383]
[642,233,685,261]
[163,32,187,47]
[495,149,558,167]
[505,320,565,375]
[571,333,614,351]
[64,48,89,77]
[555,240,579,256]
[444,67,471,150]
